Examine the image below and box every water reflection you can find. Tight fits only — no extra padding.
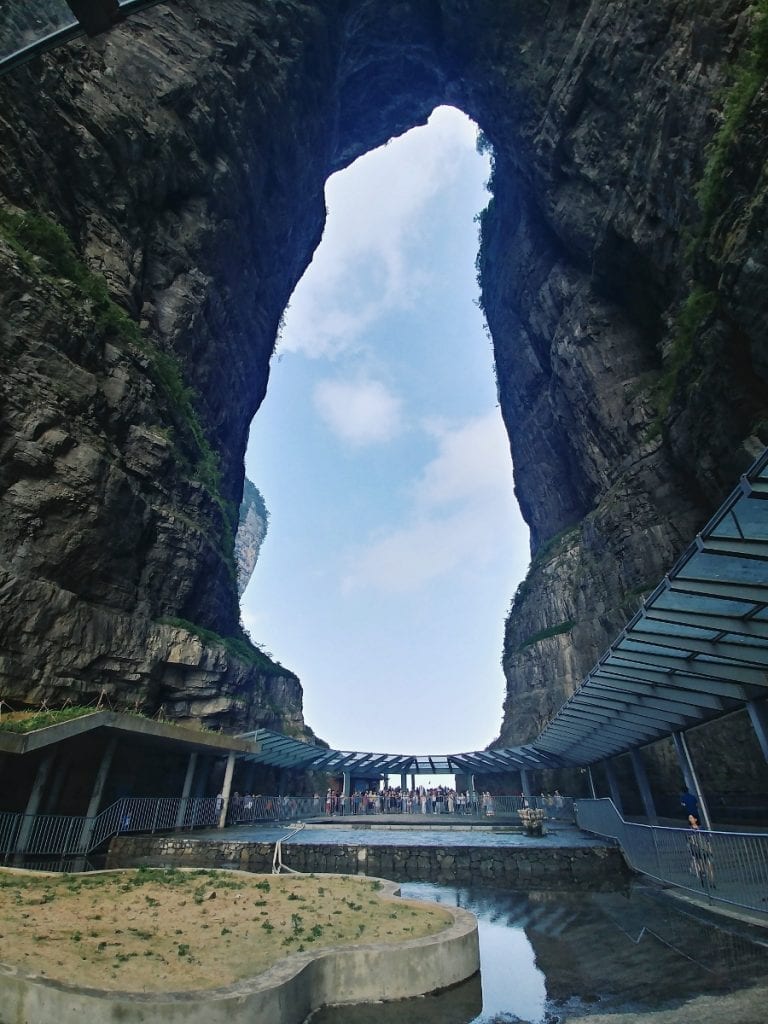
[306,881,768,1023]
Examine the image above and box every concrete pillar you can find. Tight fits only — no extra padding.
[218,752,236,829]
[673,730,712,830]
[587,766,597,798]
[629,748,658,823]
[747,699,768,763]
[175,752,198,828]
[519,769,532,804]
[410,773,416,791]
[15,751,56,854]
[603,759,624,816]
[400,773,407,792]
[78,737,118,851]
[342,770,352,797]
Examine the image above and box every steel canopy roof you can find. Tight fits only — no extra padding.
[533,447,768,765]
[238,447,768,777]
[236,728,558,776]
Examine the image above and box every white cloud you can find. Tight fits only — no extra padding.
[314,376,404,447]
[341,412,528,593]
[279,107,488,358]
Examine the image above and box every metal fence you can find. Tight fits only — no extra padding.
[251,792,576,820]
[576,798,768,915]
[0,792,576,865]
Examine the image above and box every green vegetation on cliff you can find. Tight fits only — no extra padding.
[696,0,768,230]
[516,620,575,652]
[0,206,236,563]
[158,617,294,678]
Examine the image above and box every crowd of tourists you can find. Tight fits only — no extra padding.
[220,787,572,823]
[322,786,498,815]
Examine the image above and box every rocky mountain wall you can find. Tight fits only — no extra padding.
[0,0,765,746]
[235,477,268,597]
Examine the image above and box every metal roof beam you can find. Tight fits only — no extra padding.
[697,536,768,561]
[592,667,728,708]
[642,606,768,641]
[740,477,768,499]
[575,692,688,728]
[558,705,670,737]
[555,710,658,744]
[608,649,763,691]
[666,576,768,605]
[620,631,768,668]
[536,730,620,760]
[587,678,718,718]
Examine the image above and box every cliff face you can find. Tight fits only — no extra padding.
[235,478,268,598]
[0,0,765,742]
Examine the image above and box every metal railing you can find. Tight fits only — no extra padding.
[252,793,576,821]
[576,798,768,915]
[0,792,576,865]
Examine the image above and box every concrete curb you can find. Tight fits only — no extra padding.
[0,872,479,1024]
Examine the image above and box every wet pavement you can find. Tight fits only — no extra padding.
[189,818,609,849]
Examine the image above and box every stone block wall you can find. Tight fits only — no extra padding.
[107,836,629,887]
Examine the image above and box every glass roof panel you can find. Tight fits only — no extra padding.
[710,499,768,540]
[678,551,766,584]
[616,640,691,658]
[651,590,757,617]
[0,1,75,62]
[631,619,717,640]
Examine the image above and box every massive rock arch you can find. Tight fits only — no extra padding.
[0,0,765,744]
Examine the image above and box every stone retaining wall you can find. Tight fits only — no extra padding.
[107,836,628,886]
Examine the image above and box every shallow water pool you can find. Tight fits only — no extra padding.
[305,880,768,1023]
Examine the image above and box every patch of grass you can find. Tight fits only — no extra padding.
[0,706,96,734]
[516,620,575,652]
[696,0,768,231]
[655,285,718,419]
[157,617,293,677]
[0,209,140,344]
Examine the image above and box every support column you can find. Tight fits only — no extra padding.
[629,749,657,823]
[673,731,712,830]
[175,752,198,828]
[218,752,236,829]
[747,699,768,763]
[410,773,416,791]
[520,770,532,802]
[342,770,351,798]
[587,766,597,798]
[15,751,56,854]
[603,759,624,816]
[78,737,118,852]
[400,773,407,792]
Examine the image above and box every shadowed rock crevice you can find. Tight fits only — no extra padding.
[0,0,766,740]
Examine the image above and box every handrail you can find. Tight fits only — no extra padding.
[0,791,576,865]
[576,798,768,916]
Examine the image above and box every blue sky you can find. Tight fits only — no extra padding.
[242,107,530,757]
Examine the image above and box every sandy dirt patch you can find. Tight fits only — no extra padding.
[0,867,452,992]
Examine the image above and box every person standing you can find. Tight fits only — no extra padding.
[680,789,699,821]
